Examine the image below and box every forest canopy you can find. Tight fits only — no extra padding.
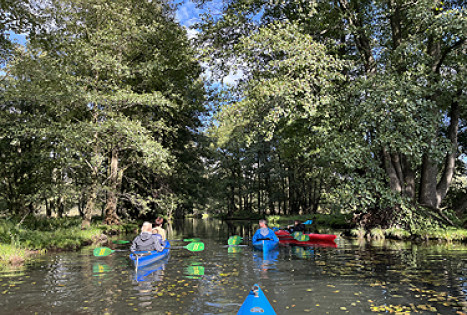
[1,0,466,232]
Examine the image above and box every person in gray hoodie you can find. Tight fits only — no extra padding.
[131,222,164,252]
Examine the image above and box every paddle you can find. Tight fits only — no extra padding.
[272,219,313,232]
[93,242,205,257]
[93,247,118,257]
[113,238,200,244]
[294,234,310,242]
[292,231,303,238]
[228,235,243,245]
[172,241,205,252]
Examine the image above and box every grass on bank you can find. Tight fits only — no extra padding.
[350,227,467,242]
[0,216,137,266]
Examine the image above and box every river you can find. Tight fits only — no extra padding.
[1,219,467,314]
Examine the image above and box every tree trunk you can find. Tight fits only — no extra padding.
[104,147,121,225]
[82,108,100,229]
[382,148,402,193]
[454,193,467,217]
[401,155,415,200]
[82,170,97,229]
[419,153,439,208]
[436,99,460,207]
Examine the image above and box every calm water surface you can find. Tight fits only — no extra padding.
[2,219,467,314]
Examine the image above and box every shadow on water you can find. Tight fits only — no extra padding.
[1,218,467,314]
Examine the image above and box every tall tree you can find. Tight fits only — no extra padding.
[198,0,466,227]
[3,0,206,224]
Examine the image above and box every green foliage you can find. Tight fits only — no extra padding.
[370,228,385,240]
[0,244,27,265]
[198,0,466,225]
[0,217,102,250]
[385,227,411,240]
[97,223,138,235]
[1,0,207,221]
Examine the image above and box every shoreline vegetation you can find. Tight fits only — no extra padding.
[3,212,467,268]
[0,216,138,268]
[194,212,467,243]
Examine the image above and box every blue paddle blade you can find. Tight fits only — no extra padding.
[303,219,313,225]
[272,227,280,231]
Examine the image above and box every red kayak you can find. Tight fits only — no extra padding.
[279,238,337,248]
[275,230,337,242]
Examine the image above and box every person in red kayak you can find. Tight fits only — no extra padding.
[252,219,279,243]
[287,220,306,234]
[131,222,164,252]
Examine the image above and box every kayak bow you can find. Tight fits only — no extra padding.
[238,284,276,315]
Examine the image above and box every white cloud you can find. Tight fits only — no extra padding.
[186,28,199,40]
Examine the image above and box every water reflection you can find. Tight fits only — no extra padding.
[228,246,243,254]
[185,256,205,279]
[290,246,314,259]
[133,257,168,282]
[92,262,111,277]
[253,248,279,279]
[2,219,467,314]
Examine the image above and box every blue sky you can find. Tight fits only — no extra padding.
[176,0,204,28]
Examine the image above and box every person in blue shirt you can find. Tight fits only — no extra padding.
[252,219,279,243]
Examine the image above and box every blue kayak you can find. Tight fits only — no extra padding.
[237,284,276,315]
[252,239,279,252]
[129,241,171,268]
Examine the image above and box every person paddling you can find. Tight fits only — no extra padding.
[252,219,279,244]
[131,222,164,252]
[152,217,167,241]
[287,220,306,234]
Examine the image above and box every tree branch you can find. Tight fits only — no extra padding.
[435,38,466,73]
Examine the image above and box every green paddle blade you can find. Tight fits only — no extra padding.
[183,238,200,242]
[93,247,114,257]
[294,234,310,242]
[184,242,204,252]
[112,240,130,244]
[228,235,243,245]
[292,231,303,238]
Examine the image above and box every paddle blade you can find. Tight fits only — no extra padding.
[303,219,313,225]
[294,234,310,242]
[272,227,280,232]
[112,240,130,244]
[184,242,205,252]
[93,247,114,257]
[183,238,200,242]
[228,235,243,245]
[292,231,303,238]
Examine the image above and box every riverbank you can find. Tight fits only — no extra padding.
[210,212,467,243]
[0,216,138,267]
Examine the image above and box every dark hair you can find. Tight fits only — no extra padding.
[155,217,164,226]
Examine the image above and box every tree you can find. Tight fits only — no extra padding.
[3,0,206,225]
[197,0,466,228]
